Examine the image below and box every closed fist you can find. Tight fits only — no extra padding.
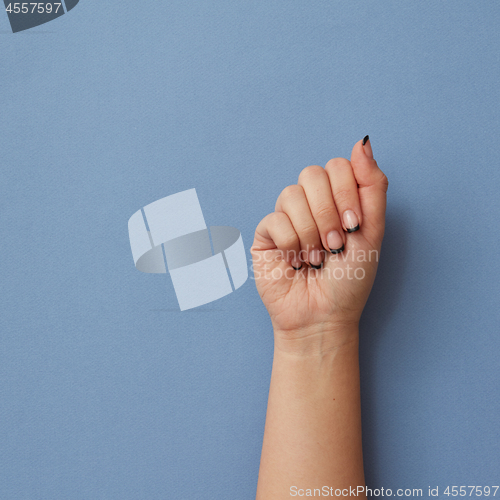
[251,137,389,352]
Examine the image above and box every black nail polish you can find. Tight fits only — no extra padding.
[362,135,369,146]
[292,264,302,271]
[310,262,323,269]
[346,224,360,233]
[330,244,345,254]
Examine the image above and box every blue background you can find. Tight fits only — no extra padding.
[1,1,499,498]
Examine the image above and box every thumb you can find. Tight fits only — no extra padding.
[350,136,389,246]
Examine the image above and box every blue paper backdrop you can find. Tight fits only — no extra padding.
[1,1,499,498]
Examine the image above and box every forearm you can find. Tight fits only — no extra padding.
[256,327,366,499]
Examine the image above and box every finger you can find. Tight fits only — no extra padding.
[275,185,324,268]
[253,212,302,269]
[298,165,345,254]
[350,135,389,246]
[324,158,362,234]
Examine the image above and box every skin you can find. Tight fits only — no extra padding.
[252,137,389,499]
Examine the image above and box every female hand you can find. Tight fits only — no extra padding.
[251,137,389,353]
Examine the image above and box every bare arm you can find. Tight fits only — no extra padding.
[252,137,388,499]
[257,330,364,499]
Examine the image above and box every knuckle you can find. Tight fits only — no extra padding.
[325,157,350,173]
[271,211,288,228]
[278,184,304,205]
[299,165,324,183]
[281,184,302,199]
[269,211,284,221]
[255,214,269,234]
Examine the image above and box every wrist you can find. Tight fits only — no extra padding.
[272,322,360,357]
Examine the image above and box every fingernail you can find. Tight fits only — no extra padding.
[362,135,373,159]
[327,230,344,253]
[308,249,323,269]
[343,210,360,233]
[291,260,302,270]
